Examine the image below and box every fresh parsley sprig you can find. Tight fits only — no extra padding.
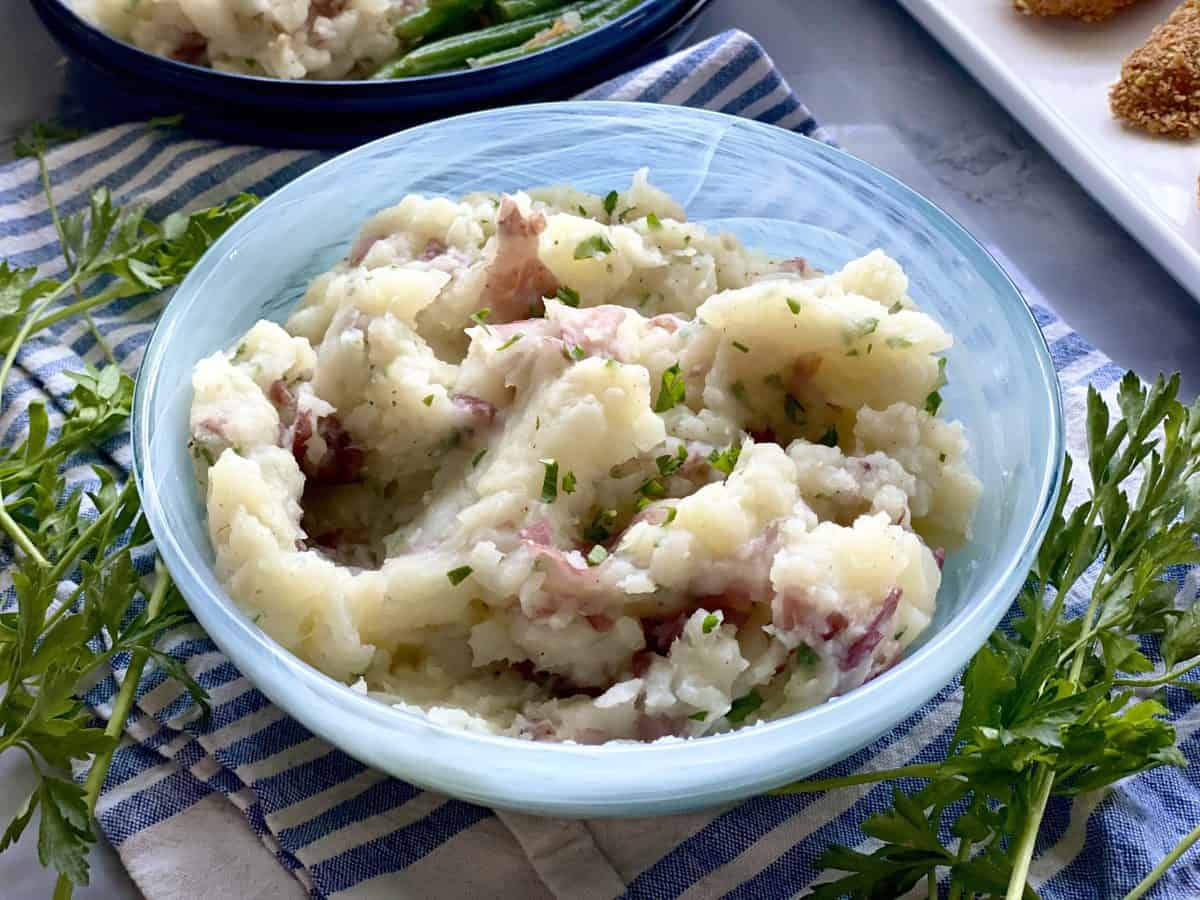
[0,124,256,897]
[776,373,1200,900]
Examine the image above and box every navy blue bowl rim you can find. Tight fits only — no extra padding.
[35,0,697,95]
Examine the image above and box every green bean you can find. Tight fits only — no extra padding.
[490,0,569,21]
[395,0,488,41]
[468,0,642,68]
[372,0,606,78]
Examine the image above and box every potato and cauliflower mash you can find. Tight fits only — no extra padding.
[189,172,981,743]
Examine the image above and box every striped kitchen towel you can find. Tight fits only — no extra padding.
[1,27,1198,900]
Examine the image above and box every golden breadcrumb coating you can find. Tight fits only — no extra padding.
[1111,1,1200,137]
[1013,0,1142,22]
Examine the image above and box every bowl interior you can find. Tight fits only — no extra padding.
[134,102,1062,816]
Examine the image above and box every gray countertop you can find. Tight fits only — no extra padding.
[2,0,1199,897]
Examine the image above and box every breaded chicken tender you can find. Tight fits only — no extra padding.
[1110,1,1200,137]
[1013,0,1141,21]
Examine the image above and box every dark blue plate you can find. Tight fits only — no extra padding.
[32,0,713,148]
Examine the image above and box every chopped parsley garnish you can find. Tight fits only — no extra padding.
[893,627,907,641]
[586,545,609,566]
[422,394,434,406]
[708,443,741,476]
[702,613,720,634]
[603,190,618,216]
[939,452,947,463]
[570,344,587,361]
[726,690,763,723]
[888,300,904,314]
[731,340,750,353]
[469,307,492,333]
[639,477,666,500]
[472,448,487,468]
[730,380,751,406]
[925,357,948,416]
[786,297,801,315]
[654,363,686,413]
[584,508,619,543]
[663,506,677,525]
[646,212,662,230]
[845,317,879,344]
[540,458,559,502]
[784,394,805,425]
[574,234,614,259]
[562,471,577,494]
[763,373,785,389]
[192,444,216,466]
[689,710,708,721]
[578,204,588,216]
[846,348,860,357]
[446,566,473,586]
[886,336,913,349]
[496,333,523,351]
[794,643,820,667]
[817,426,839,448]
[656,444,688,477]
[556,285,581,307]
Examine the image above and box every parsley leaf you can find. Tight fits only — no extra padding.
[446,566,473,586]
[708,443,741,476]
[574,234,614,259]
[540,458,559,503]
[555,285,581,307]
[925,357,948,416]
[646,212,662,230]
[584,508,619,543]
[654,363,686,413]
[726,690,763,723]
[603,190,618,216]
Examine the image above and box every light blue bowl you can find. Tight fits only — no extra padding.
[133,102,1063,817]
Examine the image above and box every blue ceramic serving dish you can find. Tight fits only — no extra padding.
[31,0,711,147]
[133,102,1064,817]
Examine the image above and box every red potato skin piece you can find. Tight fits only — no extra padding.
[481,197,561,322]
[291,411,366,485]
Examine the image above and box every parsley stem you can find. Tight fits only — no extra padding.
[1006,766,1053,900]
[34,146,116,366]
[53,559,174,900]
[1114,656,1200,688]
[45,481,132,586]
[27,282,129,340]
[0,502,47,567]
[769,762,942,794]
[1123,821,1200,900]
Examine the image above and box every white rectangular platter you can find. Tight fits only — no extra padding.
[898,0,1200,302]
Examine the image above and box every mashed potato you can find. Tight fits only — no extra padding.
[189,171,981,743]
[75,0,417,79]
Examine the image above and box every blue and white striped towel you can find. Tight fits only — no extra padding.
[3,28,1198,900]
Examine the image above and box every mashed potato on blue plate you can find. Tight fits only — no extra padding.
[189,172,980,743]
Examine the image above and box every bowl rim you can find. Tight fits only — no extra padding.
[44,0,690,90]
[133,100,1064,814]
